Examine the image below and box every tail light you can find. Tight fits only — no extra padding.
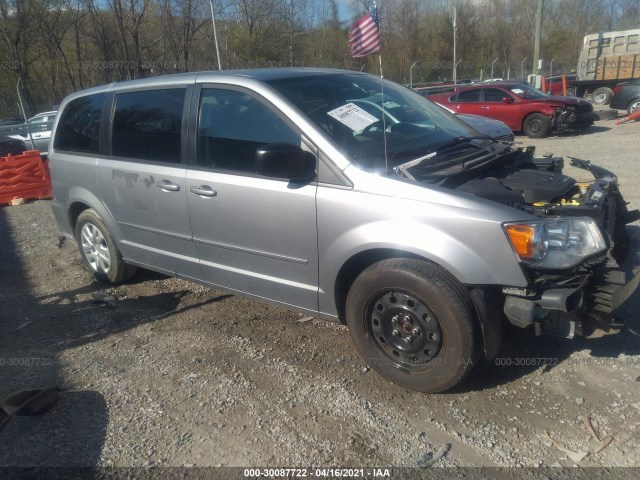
[613,84,623,95]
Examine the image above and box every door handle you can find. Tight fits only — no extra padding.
[190,185,217,197]
[156,180,180,192]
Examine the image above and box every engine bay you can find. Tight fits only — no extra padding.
[397,145,638,264]
[395,144,640,338]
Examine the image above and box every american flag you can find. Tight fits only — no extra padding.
[348,2,381,59]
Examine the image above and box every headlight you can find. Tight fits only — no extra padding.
[503,218,606,269]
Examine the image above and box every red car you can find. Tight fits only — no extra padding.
[429,83,595,138]
[545,74,578,96]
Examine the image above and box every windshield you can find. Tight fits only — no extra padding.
[266,73,480,169]
[508,84,548,100]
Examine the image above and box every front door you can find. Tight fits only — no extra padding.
[186,87,319,310]
[479,88,520,131]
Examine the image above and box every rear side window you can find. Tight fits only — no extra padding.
[112,88,185,163]
[54,94,105,154]
[454,89,481,102]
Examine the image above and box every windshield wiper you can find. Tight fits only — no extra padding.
[393,135,506,180]
[434,135,494,150]
[393,135,493,171]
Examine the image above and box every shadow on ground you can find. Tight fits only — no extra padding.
[0,205,229,466]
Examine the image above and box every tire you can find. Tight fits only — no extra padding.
[523,113,551,138]
[628,98,640,115]
[345,259,479,393]
[75,209,136,283]
[592,87,613,105]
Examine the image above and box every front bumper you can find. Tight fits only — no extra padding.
[502,227,640,338]
[552,107,595,132]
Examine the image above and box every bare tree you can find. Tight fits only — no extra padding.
[106,0,150,79]
[159,0,209,72]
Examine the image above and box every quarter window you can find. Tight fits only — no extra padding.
[197,88,299,173]
[112,88,185,163]
[54,94,105,154]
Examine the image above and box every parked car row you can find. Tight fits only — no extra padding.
[0,111,56,155]
[425,82,595,138]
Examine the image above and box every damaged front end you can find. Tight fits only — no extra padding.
[396,145,640,339]
[551,103,595,132]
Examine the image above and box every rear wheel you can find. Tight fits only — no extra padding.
[345,259,479,393]
[75,209,136,283]
[592,87,613,105]
[523,113,551,138]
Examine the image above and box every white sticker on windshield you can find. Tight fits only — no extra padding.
[511,88,524,95]
[326,103,378,131]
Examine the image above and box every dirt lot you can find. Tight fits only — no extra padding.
[1,109,640,473]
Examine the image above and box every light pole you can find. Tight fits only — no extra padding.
[209,0,222,70]
[410,61,418,89]
[490,58,498,80]
[452,8,457,84]
[549,56,557,78]
[521,57,527,81]
[454,59,462,83]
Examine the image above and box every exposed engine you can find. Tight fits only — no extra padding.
[397,146,637,260]
[395,145,640,338]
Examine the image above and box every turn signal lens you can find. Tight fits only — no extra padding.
[505,224,536,258]
[504,223,548,260]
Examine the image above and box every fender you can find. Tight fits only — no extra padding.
[318,216,528,317]
[65,186,123,244]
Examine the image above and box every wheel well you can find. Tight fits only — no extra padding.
[333,250,500,358]
[334,248,424,324]
[68,202,91,234]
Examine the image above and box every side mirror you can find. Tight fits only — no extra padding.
[255,143,316,180]
[501,97,515,104]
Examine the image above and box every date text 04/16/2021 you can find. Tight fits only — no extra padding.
[243,468,392,478]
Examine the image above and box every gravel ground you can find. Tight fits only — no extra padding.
[1,108,639,474]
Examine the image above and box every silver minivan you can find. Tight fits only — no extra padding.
[50,68,640,392]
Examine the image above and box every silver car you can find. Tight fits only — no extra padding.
[50,69,640,392]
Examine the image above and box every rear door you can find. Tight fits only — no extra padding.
[97,86,200,278]
[185,85,319,310]
[448,88,483,116]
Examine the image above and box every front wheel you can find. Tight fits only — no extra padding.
[345,259,479,393]
[523,113,551,138]
[75,209,136,283]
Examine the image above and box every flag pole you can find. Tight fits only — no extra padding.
[378,54,388,171]
[373,1,387,170]
[208,0,222,70]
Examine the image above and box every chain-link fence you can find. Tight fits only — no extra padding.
[0,80,55,156]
